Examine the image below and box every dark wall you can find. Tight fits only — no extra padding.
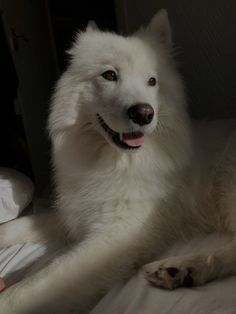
[0,0,117,195]
[49,0,117,72]
[122,0,236,119]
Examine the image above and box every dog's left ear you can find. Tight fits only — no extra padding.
[146,9,172,49]
[86,20,99,32]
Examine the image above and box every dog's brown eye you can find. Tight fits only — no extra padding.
[148,77,156,86]
[102,70,117,81]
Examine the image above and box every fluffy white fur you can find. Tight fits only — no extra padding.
[0,9,236,314]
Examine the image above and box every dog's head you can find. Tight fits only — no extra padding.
[49,10,186,153]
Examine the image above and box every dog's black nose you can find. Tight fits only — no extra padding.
[127,103,154,126]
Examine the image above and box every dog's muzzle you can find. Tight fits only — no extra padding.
[97,114,145,150]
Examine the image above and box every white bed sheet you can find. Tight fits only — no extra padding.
[1,244,236,313]
[0,243,48,287]
[92,272,236,314]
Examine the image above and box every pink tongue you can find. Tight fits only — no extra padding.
[122,132,144,147]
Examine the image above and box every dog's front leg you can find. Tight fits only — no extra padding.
[144,238,236,289]
[0,232,140,314]
[0,212,64,248]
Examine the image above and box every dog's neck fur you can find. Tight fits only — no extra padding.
[53,103,194,241]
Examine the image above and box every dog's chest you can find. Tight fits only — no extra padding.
[60,154,171,237]
[71,175,161,237]
[79,157,168,204]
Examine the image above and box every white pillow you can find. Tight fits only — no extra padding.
[0,168,34,223]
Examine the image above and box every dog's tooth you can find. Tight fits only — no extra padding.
[119,133,123,141]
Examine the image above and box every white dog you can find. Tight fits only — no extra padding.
[0,9,236,314]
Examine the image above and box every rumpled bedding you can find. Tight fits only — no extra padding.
[0,243,235,313]
[91,272,236,314]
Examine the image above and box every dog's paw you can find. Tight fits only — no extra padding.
[143,263,193,289]
[143,255,211,289]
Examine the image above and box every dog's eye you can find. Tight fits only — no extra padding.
[148,77,156,86]
[102,70,117,81]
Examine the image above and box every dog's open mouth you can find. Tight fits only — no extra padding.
[97,114,144,149]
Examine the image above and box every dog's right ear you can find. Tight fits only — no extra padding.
[86,20,99,32]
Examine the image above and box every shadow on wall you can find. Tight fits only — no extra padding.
[118,0,236,120]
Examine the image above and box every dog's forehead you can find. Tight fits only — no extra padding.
[108,37,156,66]
[76,31,158,71]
